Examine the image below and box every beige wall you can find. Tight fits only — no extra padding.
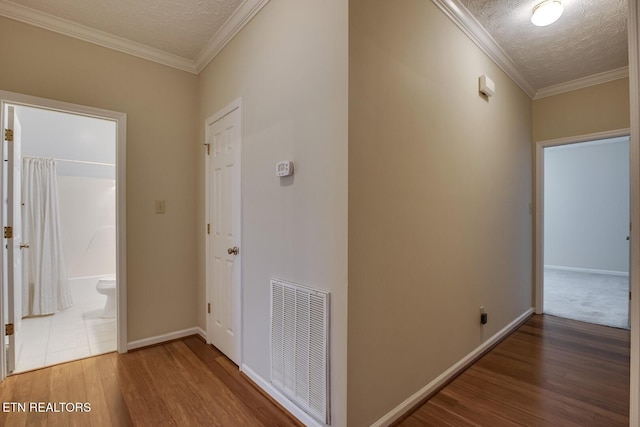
[348,1,533,425]
[197,1,348,425]
[531,79,630,365]
[0,17,199,341]
[533,78,630,141]
[2,2,556,424]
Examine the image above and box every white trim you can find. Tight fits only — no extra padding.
[372,308,534,427]
[430,0,536,98]
[0,0,269,75]
[127,327,202,351]
[535,129,631,148]
[206,98,242,125]
[534,67,630,100]
[627,0,640,423]
[534,128,631,315]
[430,0,629,101]
[241,364,325,427]
[0,0,197,74]
[544,265,629,278]
[194,0,270,73]
[115,107,128,355]
[545,135,631,151]
[0,90,127,380]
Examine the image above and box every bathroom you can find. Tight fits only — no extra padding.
[11,105,117,372]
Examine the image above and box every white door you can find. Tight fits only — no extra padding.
[206,105,241,365]
[3,105,22,374]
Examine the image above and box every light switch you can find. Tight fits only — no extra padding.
[155,200,166,214]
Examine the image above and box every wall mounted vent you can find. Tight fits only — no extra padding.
[270,278,330,424]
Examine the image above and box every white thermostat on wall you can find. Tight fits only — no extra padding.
[276,160,294,177]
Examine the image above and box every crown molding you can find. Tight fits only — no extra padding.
[430,0,537,98]
[0,0,198,73]
[194,0,270,73]
[534,66,629,99]
[0,0,271,75]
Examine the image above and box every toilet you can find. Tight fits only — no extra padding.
[96,275,117,318]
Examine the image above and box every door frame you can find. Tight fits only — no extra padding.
[204,98,243,366]
[534,128,631,314]
[629,0,640,422]
[535,127,637,423]
[4,105,22,375]
[0,90,127,380]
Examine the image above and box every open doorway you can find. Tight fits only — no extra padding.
[0,91,127,379]
[542,135,630,329]
[12,106,117,372]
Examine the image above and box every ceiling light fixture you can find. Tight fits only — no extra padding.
[531,0,564,27]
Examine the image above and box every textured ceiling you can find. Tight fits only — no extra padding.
[459,0,628,89]
[7,0,243,59]
[3,0,628,89]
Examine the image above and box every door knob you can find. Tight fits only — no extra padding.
[19,243,29,249]
[227,246,239,255]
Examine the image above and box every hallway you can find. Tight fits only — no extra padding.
[400,315,629,426]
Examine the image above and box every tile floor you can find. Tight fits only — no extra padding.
[15,276,116,373]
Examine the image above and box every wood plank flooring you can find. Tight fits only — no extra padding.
[0,336,301,427]
[0,315,630,426]
[398,314,630,426]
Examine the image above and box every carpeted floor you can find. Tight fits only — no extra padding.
[544,268,629,329]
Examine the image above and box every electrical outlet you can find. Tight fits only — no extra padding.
[480,306,488,325]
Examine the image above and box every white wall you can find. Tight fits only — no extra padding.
[16,106,116,179]
[544,137,630,273]
[16,106,116,278]
[57,176,116,278]
[197,1,348,424]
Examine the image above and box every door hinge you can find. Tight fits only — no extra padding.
[203,143,210,155]
[4,129,13,142]
[4,226,12,239]
[207,224,210,234]
[630,292,632,301]
[5,323,14,336]
[207,303,211,314]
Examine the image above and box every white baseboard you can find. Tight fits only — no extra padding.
[196,327,206,340]
[127,327,203,351]
[241,364,326,427]
[127,327,322,426]
[544,264,629,277]
[372,308,535,427]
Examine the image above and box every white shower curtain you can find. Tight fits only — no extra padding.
[22,157,72,316]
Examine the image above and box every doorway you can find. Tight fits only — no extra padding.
[536,132,630,329]
[0,91,127,380]
[205,99,242,366]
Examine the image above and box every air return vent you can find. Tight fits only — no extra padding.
[270,278,330,424]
